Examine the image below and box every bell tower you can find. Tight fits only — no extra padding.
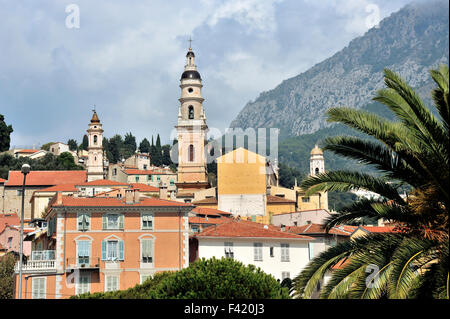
[310,145,325,176]
[175,43,209,194]
[86,110,105,182]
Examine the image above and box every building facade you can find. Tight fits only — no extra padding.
[14,190,193,299]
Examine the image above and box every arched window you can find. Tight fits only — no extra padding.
[188,105,194,119]
[94,135,98,145]
[189,145,194,162]
[315,167,319,175]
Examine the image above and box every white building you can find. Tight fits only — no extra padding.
[191,218,314,281]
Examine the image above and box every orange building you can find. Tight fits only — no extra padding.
[14,189,193,299]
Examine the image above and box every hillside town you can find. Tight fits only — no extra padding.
[0,46,398,299]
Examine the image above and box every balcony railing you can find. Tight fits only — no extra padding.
[31,250,55,261]
[65,257,101,271]
[15,260,56,273]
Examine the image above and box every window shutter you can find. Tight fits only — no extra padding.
[77,214,82,230]
[119,214,124,229]
[101,241,107,260]
[119,240,124,260]
[102,215,107,230]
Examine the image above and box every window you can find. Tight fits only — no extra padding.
[77,241,91,266]
[102,239,124,261]
[105,275,119,292]
[103,214,124,230]
[135,176,140,182]
[141,239,153,264]
[141,213,153,230]
[224,242,234,259]
[188,105,194,119]
[170,179,174,186]
[7,237,12,249]
[192,225,199,233]
[94,135,98,144]
[270,246,274,257]
[76,274,90,295]
[281,243,290,262]
[77,213,90,231]
[281,272,290,281]
[157,176,160,181]
[302,197,310,203]
[254,243,263,261]
[143,164,147,170]
[17,189,23,196]
[113,168,117,176]
[308,242,314,260]
[32,277,46,299]
[188,145,194,162]
[315,167,319,175]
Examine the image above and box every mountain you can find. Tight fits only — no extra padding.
[229,0,449,139]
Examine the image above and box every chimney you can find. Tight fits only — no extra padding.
[56,191,63,206]
[125,189,134,204]
[133,188,140,203]
[159,184,168,200]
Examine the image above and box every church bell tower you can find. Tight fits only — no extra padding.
[86,110,105,182]
[175,43,209,193]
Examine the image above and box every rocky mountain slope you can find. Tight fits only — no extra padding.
[229,0,449,138]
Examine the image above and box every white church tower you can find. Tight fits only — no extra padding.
[175,42,209,194]
[310,144,325,176]
[86,110,105,182]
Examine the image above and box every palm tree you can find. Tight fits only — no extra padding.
[292,65,449,299]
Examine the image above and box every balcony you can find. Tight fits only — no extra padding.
[15,250,57,274]
[65,257,100,272]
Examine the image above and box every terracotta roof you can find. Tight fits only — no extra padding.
[192,207,232,217]
[0,178,6,183]
[16,149,39,154]
[5,170,87,187]
[0,213,20,232]
[52,195,193,208]
[267,195,296,204]
[195,219,314,240]
[76,179,129,187]
[360,226,398,233]
[189,216,229,225]
[123,169,155,175]
[286,224,357,236]
[177,193,194,198]
[33,184,78,193]
[130,183,159,192]
[192,197,218,205]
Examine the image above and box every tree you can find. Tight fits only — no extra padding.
[161,144,172,166]
[108,134,124,164]
[123,132,137,158]
[57,152,79,169]
[81,134,89,151]
[292,66,449,299]
[0,114,13,152]
[67,139,78,151]
[73,258,290,299]
[40,142,54,151]
[0,253,16,299]
[139,138,151,154]
[151,134,163,166]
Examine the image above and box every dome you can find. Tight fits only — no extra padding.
[91,110,100,123]
[310,145,323,155]
[181,70,201,80]
[186,50,195,58]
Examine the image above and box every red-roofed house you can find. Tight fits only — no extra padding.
[350,225,398,239]
[190,218,314,281]
[15,189,194,299]
[3,170,87,221]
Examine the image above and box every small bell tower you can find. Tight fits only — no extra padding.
[86,109,104,182]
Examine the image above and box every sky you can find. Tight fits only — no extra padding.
[0,0,417,148]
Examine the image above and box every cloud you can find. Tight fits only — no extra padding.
[0,0,412,149]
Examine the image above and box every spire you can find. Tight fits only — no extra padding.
[91,108,100,123]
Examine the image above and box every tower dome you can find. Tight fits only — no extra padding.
[310,145,323,155]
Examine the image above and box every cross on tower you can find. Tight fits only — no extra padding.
[188,36,193,50]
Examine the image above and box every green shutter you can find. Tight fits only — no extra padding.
[102,215,107,230]
[101,241,107,260]
[119,240,124,260]
[77,214,82,230]
[119,214,124,229]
